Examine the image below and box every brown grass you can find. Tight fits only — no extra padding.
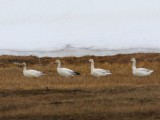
[0,53,160,120]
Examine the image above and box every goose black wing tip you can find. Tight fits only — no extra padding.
[74,72,80,75]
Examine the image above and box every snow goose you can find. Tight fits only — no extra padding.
[89,59,111,77]
[131,58,153,77]
[55,60,80,77]
[22,62,45,78]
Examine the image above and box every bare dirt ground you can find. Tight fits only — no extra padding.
[0,53,160,120]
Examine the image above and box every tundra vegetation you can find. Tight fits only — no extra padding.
[0,53,160,120]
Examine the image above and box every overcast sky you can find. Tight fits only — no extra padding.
[0,0,160,50]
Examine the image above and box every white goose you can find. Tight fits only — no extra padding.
[55,60,80,77]
[22,62,45,78]
[131,58,153,77]
[89,59,111,77]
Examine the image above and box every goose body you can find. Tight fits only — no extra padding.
[23,63,45,78]
[89,59,111,77]
[131,58,153,77]
[55,60,80,77]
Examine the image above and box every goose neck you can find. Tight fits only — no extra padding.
[57,62,61,68]
[91,62,94,72]
[132,61,136,69]
[23,65,27,71]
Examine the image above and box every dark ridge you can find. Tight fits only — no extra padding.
[0,89,91,97]
[0,112,158,120]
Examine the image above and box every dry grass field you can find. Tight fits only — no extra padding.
[0,53,160,120]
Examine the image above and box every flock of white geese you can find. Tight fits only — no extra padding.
[18,58,154,78]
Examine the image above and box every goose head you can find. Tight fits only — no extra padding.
[89,59,94,63]
[131,58,136,63]
[22,62,27,66]
[55,60,60,64]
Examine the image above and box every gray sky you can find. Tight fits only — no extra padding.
[0,0,160,50]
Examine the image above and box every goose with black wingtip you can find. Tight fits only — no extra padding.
[22,62,46,78]
[89,59,111,77]
[131,58,153,77]
[55,60,80,77]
